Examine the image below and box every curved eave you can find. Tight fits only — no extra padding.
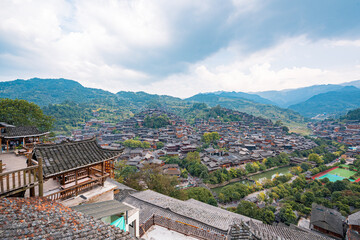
[2,132,50,139]
[41,151,123,179]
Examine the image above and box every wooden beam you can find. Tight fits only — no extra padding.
[75,169,78,196]
[101,161,105,186]
[38,157,43,197]
[0,160,3,192]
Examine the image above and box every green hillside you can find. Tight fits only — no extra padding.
[0,78,310,134]
[0,78,114,106]
[340,108,360,121]
[289,86,360,118]
[186,93,306,126]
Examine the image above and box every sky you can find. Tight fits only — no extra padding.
[1,0,360,98]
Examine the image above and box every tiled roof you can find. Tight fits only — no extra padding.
[124,190,258,232]
[123,190,333,240]
[348,210,360,226]
[248,220,332,240]
[1,126,48,138]
[33,138,123,178]
[0,197,136,240]
[310,203,344,235]
[70,200,133,219]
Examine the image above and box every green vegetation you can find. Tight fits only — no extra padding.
[185,187,217,206]
[201,132,220,144]
[143,114,170,128]
[122,139,151,149]
[115,162,217,205]
[235,200,275,224]
[0,98,54,131]
[0,78,114,106]
[186,93,307,129]
[217,173,293,203]
[115,163,187,200]
[341,107,360,121]
[268,174,360,223]
[42,101,92,132]
[156,142,164,149]
[289,86,360,118]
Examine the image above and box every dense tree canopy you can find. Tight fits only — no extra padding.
[0,98,54,131]
[143,114,170,128]
[186,187,217,206]
[122,139,151,149]
[201,132,220,144]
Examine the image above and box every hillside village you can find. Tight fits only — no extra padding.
[2,1,360,239]
[65,108,317,172]
[1,101,360,240]
[310,120,360,148]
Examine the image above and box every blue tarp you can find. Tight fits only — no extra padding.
[111,216,126,231]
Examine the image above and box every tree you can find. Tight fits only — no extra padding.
[180,169,188,178]
[156,141,164,149]
[301,192,315,207]
[207,198,218,206]
[0,98,54,131]
[300,163,310,171]
[236,201,259,219]
[202,132,220,144]
[143,114,170,128]
[308,153,323,165]
[186,187,216,206]
[262,209,275,224]
[245,163,255,173]
[279,204,297,225]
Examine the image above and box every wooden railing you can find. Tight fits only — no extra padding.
[0,165,41,197]
[45,174,109,201]
[139,215,226,240]
[65,168,89,183]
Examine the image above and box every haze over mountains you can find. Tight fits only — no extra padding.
[0,78,360,122]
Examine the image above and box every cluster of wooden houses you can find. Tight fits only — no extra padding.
[310,120,360,147]
[1,121,359,240]
[63,109,317,173]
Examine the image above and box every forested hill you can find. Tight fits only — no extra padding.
[0,78,114,106]
[186,93,306,128]
[288,86,360,118]
[340,108,360,121]
[0,78,308,133]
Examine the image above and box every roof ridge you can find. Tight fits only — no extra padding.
[35,137,97,148]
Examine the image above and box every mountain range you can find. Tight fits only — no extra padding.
[1,78,360,130]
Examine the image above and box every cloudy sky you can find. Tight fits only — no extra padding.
[1,0,360,98]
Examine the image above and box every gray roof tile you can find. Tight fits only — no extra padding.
[0,197,136,240]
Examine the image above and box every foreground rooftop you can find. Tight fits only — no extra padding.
[0,197,135,239]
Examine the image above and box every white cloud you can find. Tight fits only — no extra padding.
[0,1,360,98]
[144,36,360,98]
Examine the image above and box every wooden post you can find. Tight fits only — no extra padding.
[75,169,78,196]
[23,138,26,148]
[101,161,105,186]
[28,153,35,196]
[0,160,3,192]
[6,140,9,152]
[38,157,43,197]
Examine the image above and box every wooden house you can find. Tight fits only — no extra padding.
[347,211,360,240]
[31,138,123,201]
[310,203,345,239]
[0,123,49,153]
